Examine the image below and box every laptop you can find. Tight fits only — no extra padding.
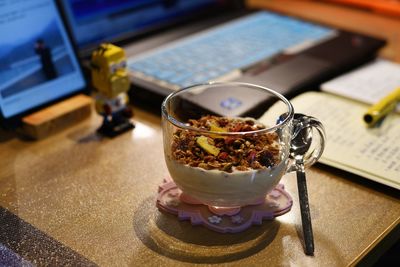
[58,0,385,117]
[0,0,88,128]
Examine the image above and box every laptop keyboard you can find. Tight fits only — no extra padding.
[128,11,335,90]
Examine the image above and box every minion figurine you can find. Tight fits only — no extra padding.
[91,43,134,137]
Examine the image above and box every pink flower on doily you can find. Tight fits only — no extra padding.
[231,215,244,224]
[269,190,281,199]
[268,201,280,208]
[208,215,222,224]
[167,191,179,197]
[166,198,180,207]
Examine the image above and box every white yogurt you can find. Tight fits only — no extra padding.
[165,156,288,207]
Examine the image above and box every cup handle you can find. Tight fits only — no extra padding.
[287,113,326,172]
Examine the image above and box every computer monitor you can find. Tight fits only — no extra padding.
[0,0,87,122]
[59,0,229,55]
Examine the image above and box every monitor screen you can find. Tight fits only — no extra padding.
[0,0,86,119]
[60,0,223,53]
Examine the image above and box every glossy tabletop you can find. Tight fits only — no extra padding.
[1,105,399,266]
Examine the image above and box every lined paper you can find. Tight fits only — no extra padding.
[261,92,400,190]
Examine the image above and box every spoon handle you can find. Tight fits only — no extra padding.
[297,168,314,256]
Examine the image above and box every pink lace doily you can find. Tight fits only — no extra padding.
[156,178,292,233]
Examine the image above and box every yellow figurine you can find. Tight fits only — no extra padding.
[91,43,134,136]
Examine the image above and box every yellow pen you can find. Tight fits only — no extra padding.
[363,87,400,127]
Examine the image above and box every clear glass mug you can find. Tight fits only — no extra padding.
[161,82,325,208]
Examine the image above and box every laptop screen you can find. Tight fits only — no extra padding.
[60,0,225,53]
[0,0,86,119]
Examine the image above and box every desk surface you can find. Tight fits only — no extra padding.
[1,1,400,266]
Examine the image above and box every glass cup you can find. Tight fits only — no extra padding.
[161,82,325,208]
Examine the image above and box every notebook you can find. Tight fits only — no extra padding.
[260,91,400,190]
[59,0,385,117]
[321,59,400,111]
[0,0,87,125]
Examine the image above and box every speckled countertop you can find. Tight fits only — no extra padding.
[0,106,399,266]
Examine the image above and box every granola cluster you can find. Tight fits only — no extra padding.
[171,115,280,172]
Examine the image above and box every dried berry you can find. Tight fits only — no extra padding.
[232,140,242,149]
[258,151,274,167]
[247,151,257,163]
[218,152,229,160]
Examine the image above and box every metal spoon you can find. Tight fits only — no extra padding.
[290,113,315,256]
